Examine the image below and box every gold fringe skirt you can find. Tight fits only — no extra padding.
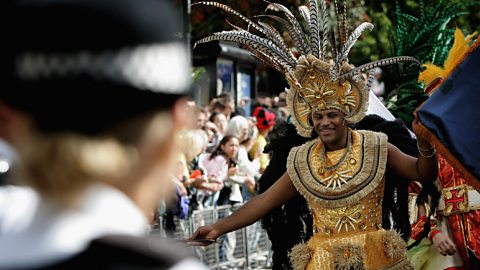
[289,229,414,270]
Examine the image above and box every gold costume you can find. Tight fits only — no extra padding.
[195,1,422,269]
[287,130,414,270]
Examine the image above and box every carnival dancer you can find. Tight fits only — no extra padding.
[190,1,438,268]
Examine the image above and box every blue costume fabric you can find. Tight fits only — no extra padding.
[418,47,480,182]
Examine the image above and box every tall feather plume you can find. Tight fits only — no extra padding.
[335,22,374,66]
[366,69,376,92]
[339,56,421,79]
[308,0,320,58]
[256,15,310,57]
[342,0,349,44]
[334,0,346,49]
[249,46,284,73]
[223,18,295,65]
[330,30,338,61]
[298,6,310,26]
[258,20,298,63]
[193,2,269,37]
[225,19,246,31]
[319,0,329,59]
[195,30,296,73]
[265,2,311,55]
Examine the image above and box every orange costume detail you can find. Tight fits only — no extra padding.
[437,155,480,266]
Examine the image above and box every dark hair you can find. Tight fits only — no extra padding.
[212,102,226,112]
[209,135,238,166]
[209,111,220,123]
[216,92,233,104]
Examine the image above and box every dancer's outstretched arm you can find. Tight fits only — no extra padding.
[190,172,299,244]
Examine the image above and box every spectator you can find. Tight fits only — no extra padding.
[235,97,250,116]
[209,112,228,138]
[250,107,276,174]
[0,0,206,269]
[225,116,260,179]
[199,135,240,207]
[210,93,235,120]
[194,106,209,130]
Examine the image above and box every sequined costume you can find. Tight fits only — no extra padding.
[406,181,463,270]
[287,129,413,270]
[193,1,422,269]
[437,155,480,267]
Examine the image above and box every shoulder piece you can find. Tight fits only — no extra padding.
[287,130,388,208]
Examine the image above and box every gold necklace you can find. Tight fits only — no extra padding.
[318,130,355,190]
[320,130,352,172]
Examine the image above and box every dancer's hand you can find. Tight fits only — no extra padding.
[412,108,421,137]
[432,232,457,256]
[412,108,434,152]
[187,225,221,246]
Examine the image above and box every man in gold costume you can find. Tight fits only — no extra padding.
[190,1,438,269]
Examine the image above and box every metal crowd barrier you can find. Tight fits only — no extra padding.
[151,204,272,269]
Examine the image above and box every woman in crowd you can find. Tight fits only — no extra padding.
[199,135,240,207]
[225,116,260,185]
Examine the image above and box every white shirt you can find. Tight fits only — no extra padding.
[0,185,39,235]
[0,183,207,270]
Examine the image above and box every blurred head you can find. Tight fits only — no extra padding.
[177,129,208,163]
[212,93,235,119]
[239,97,250,108]
[195,106,208,129]
[210,112,228,135]
[209,135,239,161]
[2,0,190,210]
[311,109,348,149]
[203,121,218,143]
[225,116,250,143]
[219,136,240,159]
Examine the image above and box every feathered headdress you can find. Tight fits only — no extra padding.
[193,0,420,137]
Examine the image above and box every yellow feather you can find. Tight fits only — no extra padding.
[443,28,478,74]
[418,63,445,84]
[418,28,477,93]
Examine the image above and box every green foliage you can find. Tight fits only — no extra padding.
[385,0,480,127]
[191,67,206,82]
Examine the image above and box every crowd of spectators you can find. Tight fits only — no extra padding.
[160,92,290,233]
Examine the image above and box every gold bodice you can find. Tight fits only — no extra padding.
[287,130,414,270]
[287,130,387,209]
[290,129,386,239]
[310,180,384,239]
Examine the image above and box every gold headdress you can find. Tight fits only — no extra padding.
[194,1,420,137]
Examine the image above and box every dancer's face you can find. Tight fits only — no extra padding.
[312,109,348,149]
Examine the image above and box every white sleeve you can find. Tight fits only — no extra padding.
[168,258,208,270]
[236,147,258,177]
[0,185,39,235]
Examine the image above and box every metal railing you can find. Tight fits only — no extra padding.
[151,204,272,269]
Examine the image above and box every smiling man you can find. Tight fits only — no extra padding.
[189,1,439,269]
[191,60,439,269]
